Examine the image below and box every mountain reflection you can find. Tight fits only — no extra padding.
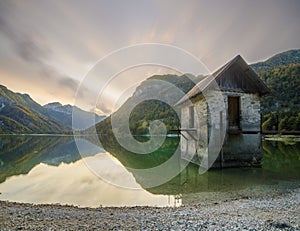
[99,134,300,196]
[0,135,178,207]
[0,135,101,183]
[0,134,299,206]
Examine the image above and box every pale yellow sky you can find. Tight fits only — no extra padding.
[0,0,299,114]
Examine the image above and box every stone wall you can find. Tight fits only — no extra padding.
[180,99,208,165]
[220,92,261,131]
[179,90,262,169]
[214,133,262,168]
[240,93,261,131]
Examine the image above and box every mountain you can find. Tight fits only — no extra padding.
[0,85,70,133]
[44,102,105,130]
[250,49,300,131]
[92,74,202,136]
[0,85,104,133]
[251,49,300,71]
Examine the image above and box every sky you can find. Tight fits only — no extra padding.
[0,0,300,115]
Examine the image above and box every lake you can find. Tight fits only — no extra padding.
[0,135,299,207]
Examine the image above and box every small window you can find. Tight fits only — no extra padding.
[228,96,240,129]
[189,106,194,128]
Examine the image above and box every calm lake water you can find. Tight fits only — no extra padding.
[0,135,299,207]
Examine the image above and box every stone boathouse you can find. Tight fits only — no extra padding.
[176,55,270,169]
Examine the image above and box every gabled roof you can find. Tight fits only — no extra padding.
[176,55,270,105]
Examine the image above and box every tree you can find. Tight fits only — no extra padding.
[279,117,288,131]
[262,113,278,131]
[295,113,300,131]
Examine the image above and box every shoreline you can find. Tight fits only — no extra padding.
[263,134,300,142]
[0,187,299,230]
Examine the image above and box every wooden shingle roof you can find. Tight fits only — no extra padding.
[176,55,270,105]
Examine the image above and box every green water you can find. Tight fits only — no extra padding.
[0,135,299,207]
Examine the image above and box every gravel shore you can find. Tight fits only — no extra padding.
[0,187,299,230]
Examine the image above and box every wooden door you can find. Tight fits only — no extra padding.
[228,96,240,129]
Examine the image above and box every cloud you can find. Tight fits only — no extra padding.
[96,102,113,115]
[37,64,80,93]
[0,0,300,113]
[0,1,80,96]
[14,37,50,65]
[0,5,49,64]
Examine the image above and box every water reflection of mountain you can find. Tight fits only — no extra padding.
[99,135,180,170]
[100,135,300,195]
[1,134,299,197]
[0,135,101,183]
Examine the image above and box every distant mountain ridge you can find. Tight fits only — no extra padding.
[251,49,300,71]
[44,102,105,130]
[0,85,104,133]
[44,102,73,115]
[0,85,69,133]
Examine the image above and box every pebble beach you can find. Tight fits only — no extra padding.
[0,187,299,230]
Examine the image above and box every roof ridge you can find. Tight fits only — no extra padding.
[212,55,242,78]
[175,54,270,106]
